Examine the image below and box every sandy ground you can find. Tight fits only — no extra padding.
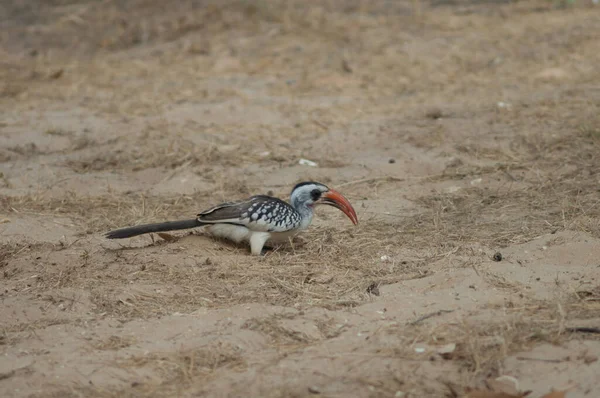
[1,1,600,397]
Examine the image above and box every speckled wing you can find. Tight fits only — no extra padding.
[197,195,302,232]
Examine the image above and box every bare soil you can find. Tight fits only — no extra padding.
[2,1,600,397]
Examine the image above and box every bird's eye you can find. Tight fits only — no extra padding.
[311,189,322,201]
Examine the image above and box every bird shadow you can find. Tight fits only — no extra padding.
[101,230,309,257]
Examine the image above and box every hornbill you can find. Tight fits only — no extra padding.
[105,182,358,255]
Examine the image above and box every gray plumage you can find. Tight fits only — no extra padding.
[105,182,357,255]
[198,195,302,232]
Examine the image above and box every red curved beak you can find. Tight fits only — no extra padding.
[318,189,359,225]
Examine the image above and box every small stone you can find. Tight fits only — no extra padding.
[437,343,456,359]
[584,354,598,364]
[487,375,520,396]
[308,386,321,394]
[445,157,463,168]
[213,56,241,72]
[388,158,396,164]
[299,158,318,167]
[366,282,380,296]
[425,107,444,119]
[341,59,353,73]
[536,67,568,81]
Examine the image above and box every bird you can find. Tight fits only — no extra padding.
[105,181,358,255]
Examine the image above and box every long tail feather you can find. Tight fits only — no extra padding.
[105,219,202,239]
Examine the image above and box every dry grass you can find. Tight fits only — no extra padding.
[0,241,33,265]
[382,295,600,391]
[402,116,600,251]
[91,335,136,351]
[242,314,314,345]
[1,191,208,233]
[117,342,245,379]
[61,126,301,174]
[49,342,246,398]
[3,0,600,397]
[3,119,600,320]
[78,224,423,314]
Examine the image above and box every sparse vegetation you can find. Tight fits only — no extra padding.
[1,0,600,397]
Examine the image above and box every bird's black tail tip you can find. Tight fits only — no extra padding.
[104,230,127,239]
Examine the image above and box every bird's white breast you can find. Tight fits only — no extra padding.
[205,224,300,244]
[206,224,251,243]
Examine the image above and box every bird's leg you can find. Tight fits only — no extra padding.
[260,245,281,256]
[250,232,271,256]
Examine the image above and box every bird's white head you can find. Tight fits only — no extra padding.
[290,182,359,225]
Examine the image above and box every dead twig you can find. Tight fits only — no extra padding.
[566,327,600,334]
[408,309,454,325]
[0,370,15,381]
[338,176,405,188]
[516,357,566,363]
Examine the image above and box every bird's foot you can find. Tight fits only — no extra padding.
[259,246,278,256]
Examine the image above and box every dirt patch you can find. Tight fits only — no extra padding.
[2,0,600,397]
